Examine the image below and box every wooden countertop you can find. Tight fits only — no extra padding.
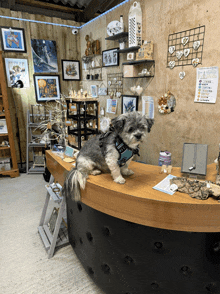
[46,150,220,233]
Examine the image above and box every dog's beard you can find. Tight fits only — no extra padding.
[121,131,146,149]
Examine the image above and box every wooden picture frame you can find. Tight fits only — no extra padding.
[34,74,61,102]
[61,60,80,81]
[102,48,119,67]
[0,27,26,53]
[5,58,30,88]
[121,95,138,114]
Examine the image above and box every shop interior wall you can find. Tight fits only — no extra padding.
[80,0,220,167]
[0,8,80,163]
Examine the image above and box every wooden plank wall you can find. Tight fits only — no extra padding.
[0,8,80,163]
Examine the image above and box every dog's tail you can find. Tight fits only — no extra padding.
[63,168,88,201]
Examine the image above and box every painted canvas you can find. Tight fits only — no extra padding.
[0,27,26,52]
[34,75,60,102]
[5,58,30,88]
[31,39,58,73]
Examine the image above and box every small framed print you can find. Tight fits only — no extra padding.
[102,48,119,67]
[0,27,26,53]
[98,87,107,96]
[5,58,30,88]
[61,60,80,81]
[34,75,61,102]
[0,119,7,134]
[91,85,98,98]
[121,95,138,114]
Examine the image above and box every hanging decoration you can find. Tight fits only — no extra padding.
[192,58,199,67]
[193,40,200,50]
[168,45,175,54]
[176,50,183,59]
[128,1,142,48]
[179,71,185,79]
[169,60,175,69]
[158,90,176,114]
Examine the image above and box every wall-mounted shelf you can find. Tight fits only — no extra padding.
[105,32,128,41]
[116,46,140,53]
[122,60,155,65]
[122,59,155,79]
[83,66,102,70]
[123,75,154,79]
[83,79,103,82]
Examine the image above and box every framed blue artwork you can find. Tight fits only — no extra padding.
[0,27,26,52]
[121,95,138,114]
[31,39,58,73]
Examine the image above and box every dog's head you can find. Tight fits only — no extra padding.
[111,112,154,148]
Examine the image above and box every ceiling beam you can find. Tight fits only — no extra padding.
[15,0,83,14]
[83,0,103,21]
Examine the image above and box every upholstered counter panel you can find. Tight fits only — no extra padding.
[67,199,220,294]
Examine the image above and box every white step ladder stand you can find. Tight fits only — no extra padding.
[38,175,69,258]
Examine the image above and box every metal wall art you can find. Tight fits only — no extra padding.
[167,25,205,68]
[158,90,176,114]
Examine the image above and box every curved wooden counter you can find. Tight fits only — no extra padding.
[46,150,220,233]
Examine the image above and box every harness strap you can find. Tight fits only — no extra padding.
[99,129,140,167]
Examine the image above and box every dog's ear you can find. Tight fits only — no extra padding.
[146,118,154,133]
[111,115,126,133]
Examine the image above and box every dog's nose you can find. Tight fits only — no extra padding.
[135,134,142,140]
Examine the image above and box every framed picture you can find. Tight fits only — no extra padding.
[0,27,26,52]
[5,58,30,88]
[90,85,98,98]
[121,95,138,114]
[102,48,119,67]
[33,75,61,102]
[0,119,7,134]
[31,39,58,73]
[61,60,80,81]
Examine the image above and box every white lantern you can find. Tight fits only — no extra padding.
[128,1,142,48]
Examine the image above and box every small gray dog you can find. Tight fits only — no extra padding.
[64,111,154,201]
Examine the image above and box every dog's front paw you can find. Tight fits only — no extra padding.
[114,176,126,184]
[122,169,134,176]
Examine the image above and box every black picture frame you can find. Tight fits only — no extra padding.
[102,48,119,67]
[0,26,27,53]
[61,59,81,81]
[121,95,138,114]
[33,74,61,103]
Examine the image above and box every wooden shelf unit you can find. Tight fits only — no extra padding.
[0,51,19,178]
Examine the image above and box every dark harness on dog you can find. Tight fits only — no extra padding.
[99,127,140,167]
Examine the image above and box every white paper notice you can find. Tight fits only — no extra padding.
[153,174,176,195]
[194,66,219,103]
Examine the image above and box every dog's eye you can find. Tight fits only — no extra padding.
[128,127,134,133]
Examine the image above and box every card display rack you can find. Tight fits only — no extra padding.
[26,106,51,174]
[167,25,205,68]
[66,99,99,150]
[0,51,19,178]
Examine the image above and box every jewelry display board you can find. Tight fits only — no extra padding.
[167,25,205,68]
[107,73,123,97]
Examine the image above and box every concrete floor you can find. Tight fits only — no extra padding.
[0,173,104,294]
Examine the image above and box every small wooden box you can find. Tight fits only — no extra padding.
[123,65,139,77]
[136,41,154,60]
